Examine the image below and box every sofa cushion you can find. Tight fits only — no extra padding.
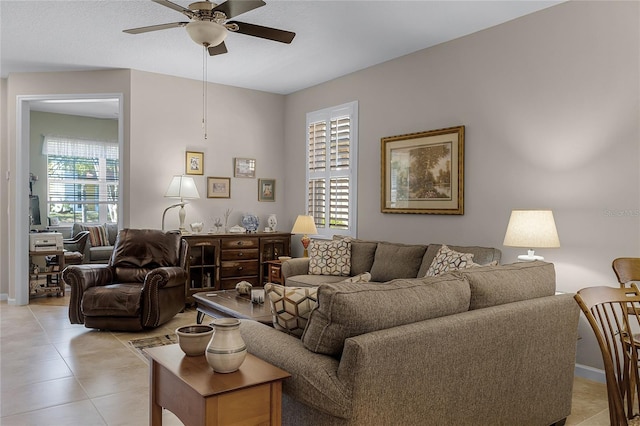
[302,275,471,357]
[418,244,502,277]
[369,242,427,282]
[454,260,556,310]
[265,283,318,338]
[425,245,475,277]
[338,272,371,283]
[79,224,110,247]
[308,238,351,276]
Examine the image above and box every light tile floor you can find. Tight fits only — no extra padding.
[1,293,609,425]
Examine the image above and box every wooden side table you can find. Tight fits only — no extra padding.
[265,260,284,285]
[145,344,290,426]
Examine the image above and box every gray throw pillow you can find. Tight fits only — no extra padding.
[369,242,427,282]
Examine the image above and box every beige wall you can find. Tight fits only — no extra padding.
[128,70,286,231]
[282,1,639,370]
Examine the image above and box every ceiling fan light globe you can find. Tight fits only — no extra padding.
[186,21,227,47]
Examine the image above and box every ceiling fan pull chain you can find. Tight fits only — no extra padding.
[202,44,208,140]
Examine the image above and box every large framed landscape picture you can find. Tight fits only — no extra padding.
[381,126,464,215]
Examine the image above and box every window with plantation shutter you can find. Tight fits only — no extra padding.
[306,101,358,237]
[44,135,119,224]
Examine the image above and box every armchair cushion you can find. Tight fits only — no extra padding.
[111,228,181,269]
[82,284,142,317]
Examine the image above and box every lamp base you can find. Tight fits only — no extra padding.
[518,249,544,262]
[301,234,311,258]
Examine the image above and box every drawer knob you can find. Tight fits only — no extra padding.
[237,241,243,246]
[238,266,243,271]
[239,252,243,256]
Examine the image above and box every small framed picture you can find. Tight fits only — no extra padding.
[258,178,276,202]
[207,177,231,198]
[234,158,256,178]
[186,151,204,175]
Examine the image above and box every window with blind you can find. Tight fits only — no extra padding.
[44,135,119,224]
[306,101,358,237]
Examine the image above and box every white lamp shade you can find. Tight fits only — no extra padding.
[186,21,227,47]
[291,215,318,235]
[503,210,560,248]
[165,175,200,200]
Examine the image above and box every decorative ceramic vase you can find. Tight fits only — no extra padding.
[241,214,259,233]
[205,318,247,373]
[267,214,277,231]
[176,324,214,356]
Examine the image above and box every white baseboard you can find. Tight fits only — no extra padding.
[574,363,605,383]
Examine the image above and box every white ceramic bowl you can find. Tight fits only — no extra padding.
[175,324,214,356]
[278,256,292,261]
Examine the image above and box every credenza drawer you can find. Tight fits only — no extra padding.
[220,261,259,278]
[221,237,259,249]
[221,248,258,261]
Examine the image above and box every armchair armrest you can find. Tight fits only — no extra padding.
[142,266,188,328]
[143,266,188,290]
[63,264,113,324]
[281,258,310,282]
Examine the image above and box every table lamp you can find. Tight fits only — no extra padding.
[162,175,200,232]
[291,215,318,257]
[503,209,560,261]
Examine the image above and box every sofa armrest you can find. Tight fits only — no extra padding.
[281,258,310,282]
[63,264,113,324]
[240,320,352,419]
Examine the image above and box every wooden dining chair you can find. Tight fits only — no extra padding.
[613,258,640,288]
[575,285,640,426]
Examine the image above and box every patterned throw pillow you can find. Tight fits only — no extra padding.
[79,224,110,247]
[308,238,351,276]
[264,283,318,338]
[426,245,475,277]
[338,272,372,283]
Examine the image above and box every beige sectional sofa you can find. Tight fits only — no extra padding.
[241,261,579,426]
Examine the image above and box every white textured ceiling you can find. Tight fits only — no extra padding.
[2,0,562,98]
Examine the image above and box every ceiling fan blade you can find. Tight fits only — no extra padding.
[208,42,228,56]
[152,0,196,18]
[123,22,188,35]
[228,21,295,44]
[213,0,265,19]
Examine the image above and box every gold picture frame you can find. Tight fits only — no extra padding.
[185,151,204,175]
[207,177,231,198]
[381,125,464,215]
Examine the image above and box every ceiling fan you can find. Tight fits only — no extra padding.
[123,0,296,56]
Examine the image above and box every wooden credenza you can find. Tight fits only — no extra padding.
[182,232,290,304]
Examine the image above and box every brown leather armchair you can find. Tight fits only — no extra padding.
[63,228,188,331]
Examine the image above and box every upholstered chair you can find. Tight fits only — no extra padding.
[63,228,188,331]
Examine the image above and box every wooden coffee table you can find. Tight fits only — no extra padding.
[193,290,272,325]
[146,344,290,426]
